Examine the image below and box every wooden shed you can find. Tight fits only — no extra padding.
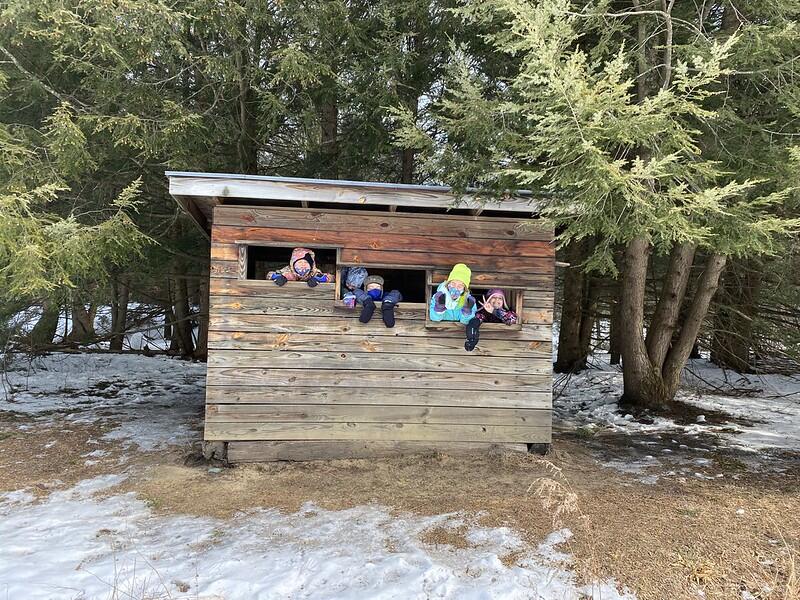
[167,171,555,462]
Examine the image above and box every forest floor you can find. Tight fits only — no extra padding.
[0,353,797,600]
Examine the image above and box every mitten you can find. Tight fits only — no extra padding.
[272,274,288,286]
[307,278,319,288]
[359,298,376,324]
[462,295,476,315]
[494,307,507,319]
[433,291,446,313]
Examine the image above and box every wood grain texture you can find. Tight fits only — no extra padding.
[206,368,550,390]
[212,205,551,235]
[210,228,553,258]
[208,313,551,339]
[204,386,551,408]
[339,248,554,274]
[206,404,551,426]
[204,421,550,442]
[171,176,544,212]
[431,270,553,289]
[207,330,552,356]
[211,295,424,319]
[207,349,551,375]
[227,440,530,462]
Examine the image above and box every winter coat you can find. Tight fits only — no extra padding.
[267,247,334,283]
[429,282,476,324]
[476,306,519,325]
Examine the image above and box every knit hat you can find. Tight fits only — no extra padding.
[345,267,368,289]
[447,263,471,289]
[484,288,509,309]
[364,275,384,290]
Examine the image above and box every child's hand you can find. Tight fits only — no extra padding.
[272,274,288,286]
[433,291,446,313]
[463,295,476,314]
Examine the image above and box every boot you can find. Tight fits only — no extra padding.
[381,302,396,328]
[464,317,480,352]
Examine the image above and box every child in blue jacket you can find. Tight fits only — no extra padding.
[429,263,480,351]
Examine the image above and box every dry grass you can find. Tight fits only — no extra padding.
[2,414,798,600]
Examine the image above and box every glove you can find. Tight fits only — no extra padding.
[462,295,476,315]
[272,274,288,286]
[433,291,446,313]
[494,307,507,319]
[307,278,319,288]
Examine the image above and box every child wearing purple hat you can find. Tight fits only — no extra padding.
[476,289,519,326]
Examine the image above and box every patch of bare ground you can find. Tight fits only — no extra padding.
[0,412,181,496]
[127,442,799,600]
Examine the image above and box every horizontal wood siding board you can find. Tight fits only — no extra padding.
[227,440,530,462]
[206,404,551,426]
[204,421,550,443]
[207,331,552,357]
[204,386,551,408]
[210,279,341,298]
[430,271,554,289]
[206,368,550,391]
[211,229,553,258]
[214,206,552,241]
[209,314,551,340]
[211,296,425,319]
[339,249,553,274]
[207,349,551,375]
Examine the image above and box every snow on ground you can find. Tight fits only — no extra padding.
[0,352,205,451]
[555,355,800,454]
[0,475,633,600]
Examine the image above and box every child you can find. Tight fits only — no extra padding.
[477,289,519,326]
[429,263,480,351]
[341,267,368,308]
[358,275,403,328]
[267,247,334,287]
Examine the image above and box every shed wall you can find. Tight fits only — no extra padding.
[205,205,554,461]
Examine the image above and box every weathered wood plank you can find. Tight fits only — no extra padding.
[204,386,551,408]
[207,349,551,375]
[206,404,551,426]
[430,270,554,289]
[207,330,552,356]
[213,206,551,239]
[339,248,554,274]
[210,229,553,259]
[210,279,341,298]
[227,440,530,462]
[211,296,424,319]
[173,176,544,212]
[205,421,550,442]
[209,313,551,340]
[206,368,550,391]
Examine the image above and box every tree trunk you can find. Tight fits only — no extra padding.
[172,276,195,356]
[110,279,129,351]
[609,288,622,365]
[29,300,60,349]
[646,242,697,368]
[195,276,209,360]
[711,258,762,372]
[234,47,258,174]
[619,237,669,407]
[67,302,96,344]
[320,98,339,178]
[555,240,588,373]
[662,253,727,396]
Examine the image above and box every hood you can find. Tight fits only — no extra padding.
[345,267,368,289]
[290,247,315,273]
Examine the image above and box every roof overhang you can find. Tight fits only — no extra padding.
[166,171,543,238]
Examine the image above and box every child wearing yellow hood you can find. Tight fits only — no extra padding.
[429,263,481,351]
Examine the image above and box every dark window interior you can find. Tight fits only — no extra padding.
[342,267,427,303]
[247,246,337,280]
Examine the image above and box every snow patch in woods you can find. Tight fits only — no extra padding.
[0,476,634,600]
[0,353,205,451]
[556,355,800,454]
